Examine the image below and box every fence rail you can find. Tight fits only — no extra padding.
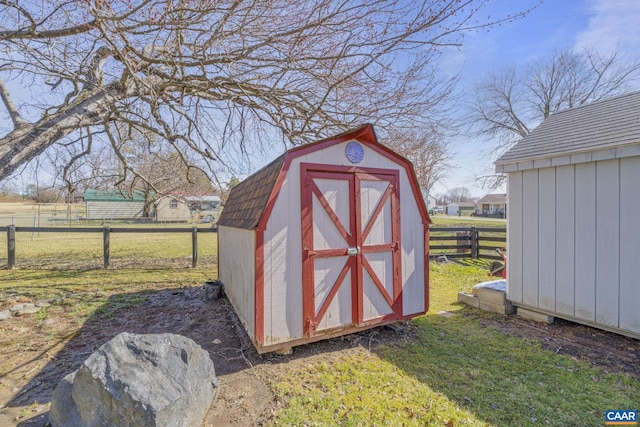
[429,226,506,260]
[3,224,502,269]
[2,225,216,269]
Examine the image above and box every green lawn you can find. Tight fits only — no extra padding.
[1,219,638,426]
[271,260,639,427]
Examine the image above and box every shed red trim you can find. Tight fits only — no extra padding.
[257,124,431,231]
[424,223,430,312]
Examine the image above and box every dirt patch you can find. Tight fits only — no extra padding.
[1,286,638,426]
[0,286,390,426]
[466,310,640,379]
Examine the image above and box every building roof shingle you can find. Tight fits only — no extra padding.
[217,154,286,229]
[495,90,640,166]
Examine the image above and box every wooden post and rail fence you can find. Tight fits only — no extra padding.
[2,225,213,270]
[429,226,507,261]
[2,225,505,269]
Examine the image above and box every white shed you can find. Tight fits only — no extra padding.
[217,125,430,353]
[495,91,640,339]
[154,195,191,222]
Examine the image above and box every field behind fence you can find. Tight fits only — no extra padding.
[0,202,218,270]
[1,202,88,227]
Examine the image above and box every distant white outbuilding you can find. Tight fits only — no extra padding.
[217,125,430,353]
[495,91,640,339]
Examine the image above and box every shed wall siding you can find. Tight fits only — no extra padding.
[537,168,556,311]
[400,183,426,316]
[85,201,144,219]
[554,165,575,316]
[574,163,596,320]
[507,156,640,336]
[263,173,303,345]
[219,226,256,339]
[262,139,426,345]
[156,199,191,222]
[619,158,640,332]
[521,170,539,307]
[506,172,523,303]
[595,160,619,327]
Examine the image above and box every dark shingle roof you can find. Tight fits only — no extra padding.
[217,154,286,229]
[495,90,640,165]
[217,124,431,229]
[217,125,373,230]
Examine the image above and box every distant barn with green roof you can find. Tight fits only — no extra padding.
[84,189,146,220]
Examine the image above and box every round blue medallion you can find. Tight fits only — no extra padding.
[345,141,364,163]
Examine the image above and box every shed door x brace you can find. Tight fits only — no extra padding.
[301,163,402,337]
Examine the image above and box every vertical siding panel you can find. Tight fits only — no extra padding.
[619,157,640,334]
[401,171,425,315]
[285,166,304,341]
[521,169,539,307]
[263,165,304,345]
[595,160,620,327]
[507,172,524,304]
[219,227,256,339]
[554,165,576,316]
[574,163,596,321]
[537,168,556,311]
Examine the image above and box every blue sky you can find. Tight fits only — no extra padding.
[3,1,640,194]
[430,0,640,197]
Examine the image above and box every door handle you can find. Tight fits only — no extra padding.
[346,246,361,256]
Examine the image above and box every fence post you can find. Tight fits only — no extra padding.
[7,224,16,269]
[470,226,478,259]
[103,226,110,268]
[192,226,198,268]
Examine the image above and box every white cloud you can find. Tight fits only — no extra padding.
[575,0,640,53]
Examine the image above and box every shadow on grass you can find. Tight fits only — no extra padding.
[370,310,640,427]
[6,281,639,426]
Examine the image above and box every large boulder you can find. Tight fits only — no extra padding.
[49,332,219,427]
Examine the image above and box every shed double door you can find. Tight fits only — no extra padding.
[301,164,401,337]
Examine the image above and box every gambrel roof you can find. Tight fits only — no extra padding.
[217,124,430,230]
[217,154,286,229]
[495,90,640,172]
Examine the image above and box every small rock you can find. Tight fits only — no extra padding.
[274,347,293,356]
[35,301,51,308]
[14,306,41,316]
[437,311,455,319]
[10,303,35,312]
[0,310,10,320]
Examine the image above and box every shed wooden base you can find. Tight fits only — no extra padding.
[457,290,515,315]
[457,292,480,308]
[253,318,410,354]
[515,306,555,324]
[511,303,640,340]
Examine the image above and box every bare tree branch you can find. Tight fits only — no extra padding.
[0,76,26,129]
[469,47,640,155]
[467,46,640,188]
[0,0,539,184]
